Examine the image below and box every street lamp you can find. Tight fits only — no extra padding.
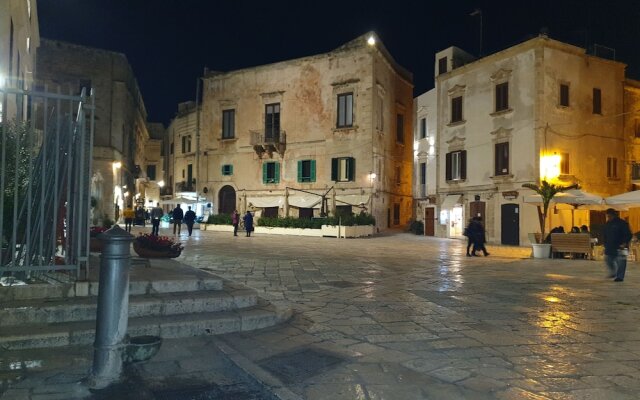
[157,180,165,188]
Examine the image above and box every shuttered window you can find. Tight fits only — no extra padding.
[331,157,355,182]
[297,160,316,183]
[445,150,466,181]
[262,162,280,184]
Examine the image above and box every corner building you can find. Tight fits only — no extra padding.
[199,33,413,230]
[431,35,626,244]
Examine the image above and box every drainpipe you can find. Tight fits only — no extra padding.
[87,225,134,389]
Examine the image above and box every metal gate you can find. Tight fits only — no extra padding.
[1,80,94,280]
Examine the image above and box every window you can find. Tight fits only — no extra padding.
[376,96,383,131]
[262,161,280,184]
[337,93,354,128]
[451,96,463,123]
[559,83,570,107]
[445,150,467,181]
[419,162,426,197]
[395,166,401,186]
[494,142,509,176]
[607,157,617,178]
[561,152,570,174]
[495,82,509,112]
[265,103,280,140]
[146,165,156,181]
[297,160,316,183]
[438,57,447,74]
[396,114,404,143]
[633,163,640,180]
[222,109,235,139]
[187,164,193,185]
[331,157,355,182]
[221,164,233,176]
[593,88,602,114]
[181,136,191,153]
[419,118,427,139]
[262,207,278,218]
[393,204,400,225]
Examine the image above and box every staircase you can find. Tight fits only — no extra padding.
[0,259,291,350]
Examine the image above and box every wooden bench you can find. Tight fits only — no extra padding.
[550,233,593,259]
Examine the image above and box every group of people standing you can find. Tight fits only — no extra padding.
[232,210,254,237]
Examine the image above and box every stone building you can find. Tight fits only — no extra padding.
[413,89,437,235]
[424,35,627,245]
[196,32,413,229]
[142,122,166,209]
[0,0,39,120]
[36,39,153,222]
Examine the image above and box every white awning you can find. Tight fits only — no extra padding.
[335,194,370,207]
[288,195,322,208]
[440,195,461,210]
[247,196,284,208]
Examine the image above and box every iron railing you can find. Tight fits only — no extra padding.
[0,80,94,280]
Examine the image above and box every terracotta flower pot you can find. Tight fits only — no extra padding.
[133,241,181,258]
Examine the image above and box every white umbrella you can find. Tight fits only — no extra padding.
[524,189,604,227]
[605,190,640,207]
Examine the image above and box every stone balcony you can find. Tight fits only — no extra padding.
[250,130,286,158]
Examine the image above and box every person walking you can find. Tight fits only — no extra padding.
[464,219,476,257]
[184,206,196,237]
[603,208,632,282]
[123,205,135,233]
[172,204,184,235]
[150,202,163,236]
[471,217,489,257]
[232,210,240,236]
[243,211,254,237]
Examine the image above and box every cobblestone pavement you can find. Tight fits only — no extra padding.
[175,228,640,400]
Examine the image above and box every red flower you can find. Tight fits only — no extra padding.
[134,233,183,255]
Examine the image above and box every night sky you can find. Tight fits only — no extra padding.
[37,0,640,125]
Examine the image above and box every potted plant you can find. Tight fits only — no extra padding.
[133,233,183,258]
[522,180,578,258]
[89,226,108,252]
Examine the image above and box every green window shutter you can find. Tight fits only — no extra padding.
[310,160,316,182]
[221,165,225,175]
[274,162,280,183]
[297,160,302,182]
[262,163,268,184]
[229,165,233,175]
[348,157,356,181]
[331,158,338,181]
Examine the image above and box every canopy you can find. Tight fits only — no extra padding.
[605,190,640,207]
[335,194,370,207]
[159,195,201,205]
[288,195,322,208]
[247,196,284,208]
[440,195,461,210]
[523,189,603,206]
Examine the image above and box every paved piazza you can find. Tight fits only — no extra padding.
[174,228,640,400]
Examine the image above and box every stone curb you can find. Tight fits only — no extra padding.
[213,338,303,400]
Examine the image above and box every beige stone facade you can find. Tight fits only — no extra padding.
[0,0,40,120]
[193,33,413,229]
[428,35,627,245]
[36,39,152,222]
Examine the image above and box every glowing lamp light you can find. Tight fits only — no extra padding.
[540,154,561,181]
[369,172,377,181]
[124,191,130,197]
[367,36,376,46]
[112,161,122,169]
[158,180,165,188]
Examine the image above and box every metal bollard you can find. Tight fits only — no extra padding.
[87,225,134,389]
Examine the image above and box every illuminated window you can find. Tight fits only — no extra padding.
[446,150,466,181]
[331,157,355,182]
[337,93,353,128]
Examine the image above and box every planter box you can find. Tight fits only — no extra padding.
[254,226,322,237]
[200,224,233,232]
[321,225,374,238]
[133,242,181,258]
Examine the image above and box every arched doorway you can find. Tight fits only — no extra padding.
[218,185,236,215]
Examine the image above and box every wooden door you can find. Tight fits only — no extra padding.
[501,203,520,245]
[424,207,435,236]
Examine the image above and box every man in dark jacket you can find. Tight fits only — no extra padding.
[184,206,196,237]
[603,208,632,282]
[172,204,184,235]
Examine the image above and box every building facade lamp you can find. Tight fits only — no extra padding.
[540,153,561,181]
[124,191,130,198]
[367,36,376,46]
[157,180,165,188]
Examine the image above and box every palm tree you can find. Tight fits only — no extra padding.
[522,180,579,243]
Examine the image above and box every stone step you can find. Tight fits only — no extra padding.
[0,299,292,350]
[0,286,258,327]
